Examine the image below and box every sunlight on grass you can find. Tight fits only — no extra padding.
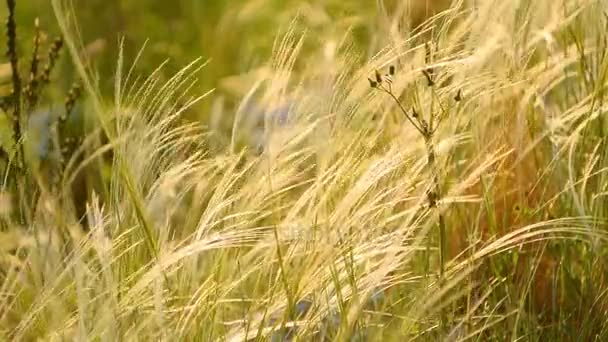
[1,0,608,341]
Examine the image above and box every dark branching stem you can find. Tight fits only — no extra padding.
[2,1,82,229]
[377,82,446,280]
[378,84,425,135]
[370,63,452,334]
[425,138,446,282]
[6,0,22,143]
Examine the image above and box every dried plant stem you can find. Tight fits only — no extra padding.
[425,133,447,335]
[375,84,447,281]
[5,0,28,227]
[370,67,450,335]
[425,137,445,279]
[6,0,22,145]
[25,17,41,110]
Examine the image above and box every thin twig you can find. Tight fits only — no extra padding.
[6,0,22,143]
[370,63,453,336]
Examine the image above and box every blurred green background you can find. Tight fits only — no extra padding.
[3,1,393,119]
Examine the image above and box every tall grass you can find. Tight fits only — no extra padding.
[1,0,608,340]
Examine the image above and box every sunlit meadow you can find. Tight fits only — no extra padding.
[0,0,607,340]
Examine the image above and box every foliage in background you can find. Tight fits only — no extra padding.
[6,0,451,125]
